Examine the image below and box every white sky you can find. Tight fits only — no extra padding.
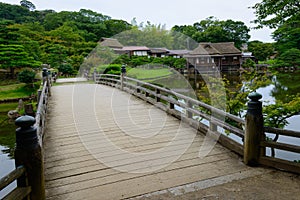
[1,0,274,42]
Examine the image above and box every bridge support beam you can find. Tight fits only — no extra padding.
[244,92,264,166]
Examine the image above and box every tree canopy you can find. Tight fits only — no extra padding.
[247,41,274,61]
[252,0,300,29]
[172,17,250,49]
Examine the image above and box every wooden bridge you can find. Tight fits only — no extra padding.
[1,74,300,200]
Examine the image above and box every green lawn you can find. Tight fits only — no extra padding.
[0,83,39,100]
[127,68,173,80]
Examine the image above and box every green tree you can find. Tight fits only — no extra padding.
[264,95,300,128]
[173,58,187,69]
[104,19,132,36]
[40,44,68,68]
[172,17,250,49]
[0,44,40,77]
[20,0,36,11]
[115,22,174,48]
[247,40,274,61]
[57,63,74,76]
[18,68,36,85]
[0,20,20,44]
[272,14,300,54]
[0,2,31,23]
[252,0,300,28]
[278,48,300,68]
[242,58,255,68]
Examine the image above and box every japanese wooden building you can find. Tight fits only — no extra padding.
[184,42,242,72]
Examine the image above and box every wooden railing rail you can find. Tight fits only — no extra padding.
[0,166,31,200]
[259,126,300,174]
[1,71,52,200]
[96,73,300,174]
[36,78,51,147]
[96,74,245,156]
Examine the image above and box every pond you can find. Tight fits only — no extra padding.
[0,102,18,198]
[187,70,300,161]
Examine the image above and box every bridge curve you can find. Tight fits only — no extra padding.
[44,83,268,199]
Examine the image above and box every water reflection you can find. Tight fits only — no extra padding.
[187,70,300,161]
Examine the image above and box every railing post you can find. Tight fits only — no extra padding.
[42,68,48,85]
[42,68,51,97]
[169,100,175,110]
[156,88,160,102]
[93,68,97,82]
[186,100,193,118]
[47,73,51,97]
[136,82,141,94]
[244,92,264,166]
[121,65,126,91]
[37,89,42,106]
[15,115,45,200]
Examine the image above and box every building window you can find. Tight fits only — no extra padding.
[233,56,238,60]
[212,58,215,63]
[134,51,148,56]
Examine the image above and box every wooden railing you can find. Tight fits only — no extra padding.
[260,127,300,173]
[0,74,52,200]
[0,166,31,200]
[96,74,245,155]
[96,73,300,174]
[36,78,51,146]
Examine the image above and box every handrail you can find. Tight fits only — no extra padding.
[35,79,50,146]
[1,76,52,200]
[124,76,245,125]
[261,126,300,173]
[0,166,31,200]
[264,127,300,138]
[0,166,25,191]
[96,73,300,174]
[96,74,245,155]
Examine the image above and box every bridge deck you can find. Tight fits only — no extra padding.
[44,83,266,200]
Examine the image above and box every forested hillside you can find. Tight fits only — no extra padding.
[0,1,132,75]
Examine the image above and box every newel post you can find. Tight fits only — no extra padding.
[121,65,126,91]
[244,92,264,166]
[15,115,45,200]
[42,68,51,97]
[93,68,97,82]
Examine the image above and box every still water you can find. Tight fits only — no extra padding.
[187,71,300,161]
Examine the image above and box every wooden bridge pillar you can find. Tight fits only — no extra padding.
[15,115,45,200]
[244,92,264,166]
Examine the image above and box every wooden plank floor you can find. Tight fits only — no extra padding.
[44,83,265,200]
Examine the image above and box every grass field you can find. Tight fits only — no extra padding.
[0,83,39,100]
[127,68,173,80]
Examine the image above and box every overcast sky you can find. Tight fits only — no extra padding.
[1,0,274,42]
